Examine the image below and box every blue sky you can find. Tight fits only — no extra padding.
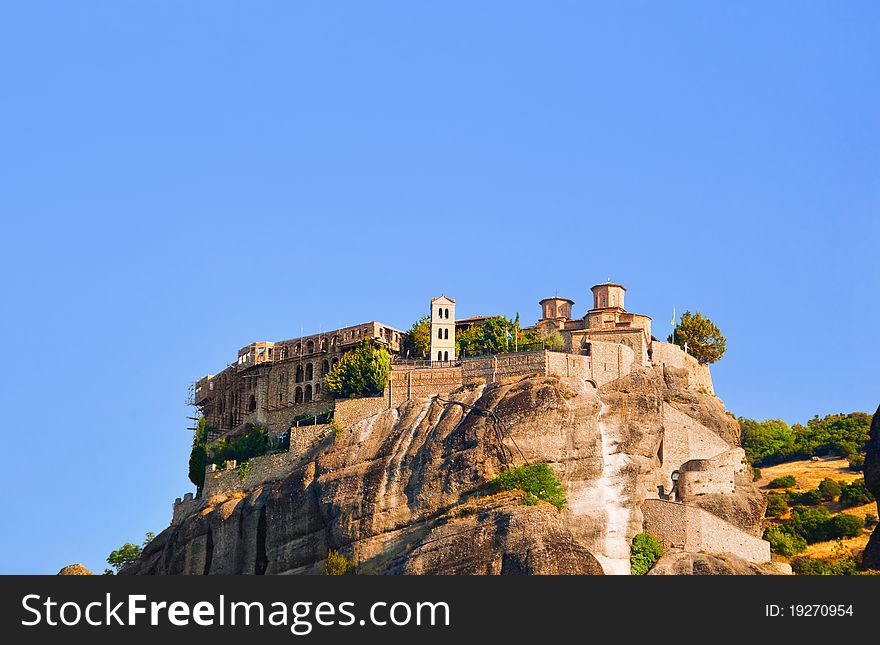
[1,2,877,574]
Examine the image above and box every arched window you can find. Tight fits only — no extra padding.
[331,335,338,348]
[248,395,256,412]
[295,365,304,382]
[295,387,303,404]
[444,328,449,339]
[438,328,443,339]
[322,359,329,374]
[331,357,339,368]
[444,351,449,361]
[295,343,301,354]
[438,307,443,318]
[437,351,442,361]
[305,384,313,403]
[321,338,328,351]
[444,308,449,319]
[315,383,321,396]
[305,363,313,381]
[307,340,314,353]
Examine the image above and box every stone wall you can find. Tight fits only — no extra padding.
[650,341,714,394]
[172,493,202,525]
[388,366,463,405]
[658,404,732,488]
[461,351,547,385]
[677,448,746,499]
[199,437,336,499]
[641,499,770,563]
[333,396,388,429]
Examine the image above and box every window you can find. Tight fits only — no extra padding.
[444,308,449,319]
[307,340,314,353]
[331,357,339,368]
[438,328,443,339]
[305,384,312,402]
[315,383,321,395]
[444,328,449,339]
[321,338,328,351]
[438,307,442,318]
[295,387,303,404]
[322,359,329,374]
[305,363,313,381]
[443,351,449,361]
[248,395,256,412]
[438,351,442,361]
[295,365,304,383]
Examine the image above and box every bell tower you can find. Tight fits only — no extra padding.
[430,295,456,362]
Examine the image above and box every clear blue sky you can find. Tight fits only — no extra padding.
[1,2,877,574]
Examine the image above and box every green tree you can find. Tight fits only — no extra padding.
[792,412,871,460]
[188,417,210,490]
[324,340,390,398]
[106,532,154,573]
[763,526,807,556]
[765,492,789,518]
[668,310,726,364]
[739,418,796,465]
[767,475,797,489]
[839,479,875,508]
[491,463,567,510]
[543,331,566,351]
[818,478,842,501]
[630,533,663,575]
[402,315,430,358]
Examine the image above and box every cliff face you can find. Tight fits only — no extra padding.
[128,366,774,576]
[861,405,880,569]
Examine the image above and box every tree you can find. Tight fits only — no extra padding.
[456,315,542,356]
[402,315,430,358]
[765,492,789,518]
[739,418,796,465]
[818,478,842,501]
[668,310,726,364]
[106,532,154,573]
[188,416,210,490]
[324,340,390,398]
[839,479,875,508]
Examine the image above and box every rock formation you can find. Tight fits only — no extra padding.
[861,404,880,569]
[127,365,774,575]
[58,564,94,575]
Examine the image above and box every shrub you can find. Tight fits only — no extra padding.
[763,526,807,557]
[630,533,663,575]
[793,554,858,576]
[765,492,789,518]
[323,550,354,576]
[848,454,865,472]
[827,513,862,540]
[787,506,833,543]
[767,475,797,489]
[491,463,566,510]
[818,478,842,501]
[324,340,390,398]
[788,489,822,506]
[865,513,878,529]
[210,424,271,467]
[839,479,875,508]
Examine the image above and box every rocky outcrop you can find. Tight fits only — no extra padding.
[58,564,94,575]
[647,552,787,576]
[127,365,772,576]
[862,405,880,569]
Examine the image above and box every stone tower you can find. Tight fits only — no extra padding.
[430,295,456,362]
[591,283,626,311]
[538,296,574,334]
